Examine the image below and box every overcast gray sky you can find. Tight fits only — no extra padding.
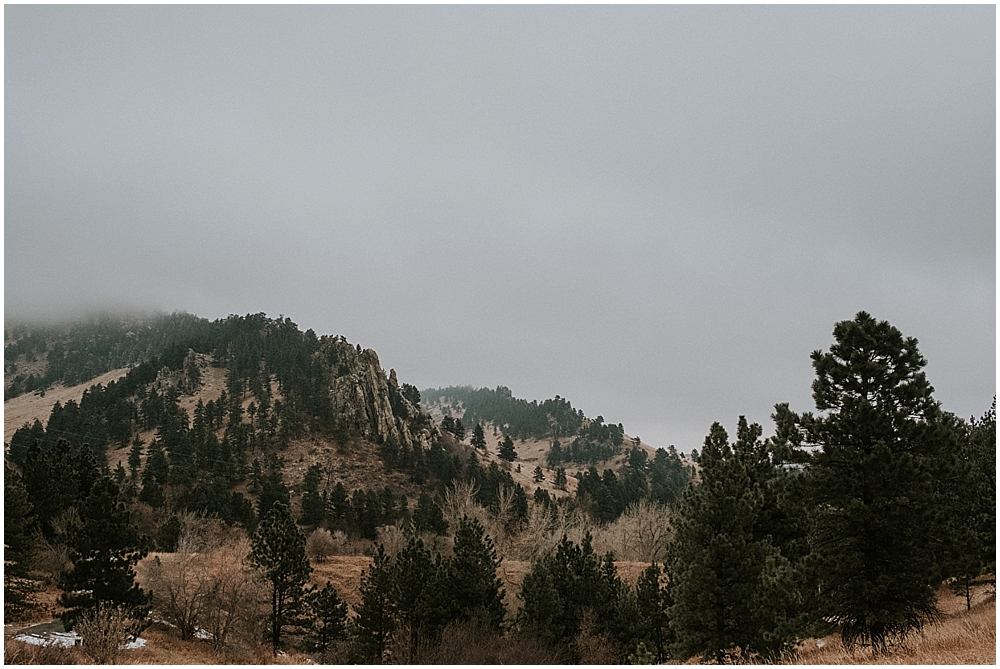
[5,5,995,452]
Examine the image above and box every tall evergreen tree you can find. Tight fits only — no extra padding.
[299,464,326,528]
[800,312,956,653]
[354,544,398,663]
[5,460,38,620]
[250,501,313,653]
[302,581,349,654]
[471,423,487,450]
[59,477,151,629]
[946,399,996,608]
[635,563,671,663]
[665,419,799,663]
[498,434,517,461]
[442,516,506,630]
[392,535,440,661]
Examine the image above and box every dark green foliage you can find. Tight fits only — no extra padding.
[635,563,671,663]
[412,492,449,536]
[156,514,183,551]
[946,399,996,608]
[498,434,517,461]
[299,464,326,528]
[800,312,955,654]
[518,533,627,657]
[471,423,487,450]
[255,455,291,520]
[354,544,398,663]
[532,466,544,483]
[441,517,506,631]
[4,312,215,400]
[5,460,38,620]
[250,501,313,653]
[392,535,441,661]
[58,477,151,630]
[302,581,349,654]
[665,419,800,663]
[554,467,567,490]
[19,437,114,541]
[423,385,584,440]
[400,383,421,406]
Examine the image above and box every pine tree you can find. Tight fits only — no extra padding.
[59,477,151,629]
[498,434,517,461]
[354,544,398,663]
[299,464,326,528]
[555,467,567,490]
[412,492,449,536]
[250,501,313,653]
[518,533,624,653]
[946,399,996,608]
[392,535,439,661]
[801,312,955,653]
[5,459,38,620]
[443,516,506,630]
[635,563,671,663]
[127,435,144,480]
[302,581,349,654]
[665,419,798,663]
[471,423,487,450]
[532,465,545,483]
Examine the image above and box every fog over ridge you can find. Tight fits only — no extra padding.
[5,5,995,450]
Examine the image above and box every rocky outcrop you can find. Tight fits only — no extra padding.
[320,337,437,449]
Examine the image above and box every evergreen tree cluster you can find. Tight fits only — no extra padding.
[4,311,215,399]
[423,385,585,440]
[353,517,506,663]
[518,533,670,662]
[573,445,693,522]
[661,312,996,660]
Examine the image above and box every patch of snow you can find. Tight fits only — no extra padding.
[194,627,214,640]
[13,630,146,650]
[817,640,826,648]
[15,631,81,648]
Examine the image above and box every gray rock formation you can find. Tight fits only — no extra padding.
[321,337,437,448]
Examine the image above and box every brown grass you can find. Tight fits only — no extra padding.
[795,587,995,665]
[4,367,131,442]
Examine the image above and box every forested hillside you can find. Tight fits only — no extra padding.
[4,310,995,664]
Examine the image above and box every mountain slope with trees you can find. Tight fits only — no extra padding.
[4,309,994,663]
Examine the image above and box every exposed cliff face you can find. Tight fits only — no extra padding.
[321,338,436,448]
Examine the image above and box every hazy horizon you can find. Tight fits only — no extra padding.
[6,5,995,451]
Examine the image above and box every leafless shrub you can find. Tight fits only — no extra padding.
[4,639,82,665]
[306,528,340,561]
[75,605,142,665]
[375,523,408,557]
[199,537,267,651]
[592,499,672,562]
[442,480,490,531]
[143,553,212,640]
[174,511,232,553]
[507,502,595,562]
[31,531,72,585]
[416,616,566,664]
[573,609,623,664]
[49,507,81,540]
